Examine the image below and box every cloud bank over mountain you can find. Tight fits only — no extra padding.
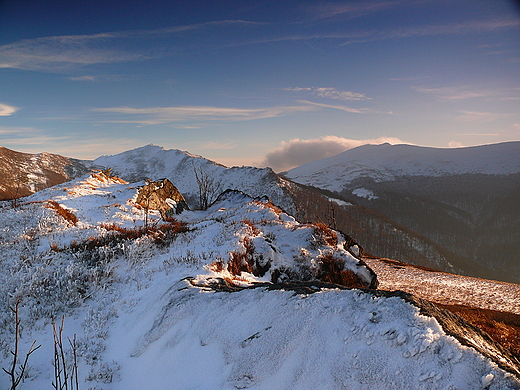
[261,136,405,172]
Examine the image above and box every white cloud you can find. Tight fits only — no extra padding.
[261,135,406,172]
[0,103,20,116]
[285,87,370,101]
[93,104,317,124]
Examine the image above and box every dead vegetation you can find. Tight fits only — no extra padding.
[315,253,366,288]
[50,219,190,256]
[438,303,520,361]
[45,200,78,225]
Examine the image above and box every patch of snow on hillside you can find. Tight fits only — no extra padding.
[352,188,378,200]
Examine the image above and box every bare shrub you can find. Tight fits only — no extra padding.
[2,301,41,390]
[315,253,366,288]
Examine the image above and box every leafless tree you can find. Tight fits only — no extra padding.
[2,301,41,390]
[193,165,222,210]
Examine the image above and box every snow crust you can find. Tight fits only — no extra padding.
[286,142,520,192]
[0,170,519,389]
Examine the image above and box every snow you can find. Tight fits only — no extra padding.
[0,168,519,389]
[352,188,378,200]
[365,257,520,315]
[286,142,520,192]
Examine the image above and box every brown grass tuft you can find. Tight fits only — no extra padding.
[46,200,78,225]
[316,253,366,288]
[313,222,338,247]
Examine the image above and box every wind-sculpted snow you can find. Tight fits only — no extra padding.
[0,171,519,389]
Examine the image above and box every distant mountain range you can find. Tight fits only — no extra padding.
[285,142,520,283]
[1,142,518,283]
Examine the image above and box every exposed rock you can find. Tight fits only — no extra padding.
[136,178,189,218]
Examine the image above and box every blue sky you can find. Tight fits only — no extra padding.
[1,0,519,171]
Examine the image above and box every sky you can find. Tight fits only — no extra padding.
[0,0,519,172]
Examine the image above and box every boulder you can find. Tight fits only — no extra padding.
[136,178,189,218]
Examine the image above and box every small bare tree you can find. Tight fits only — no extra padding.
[2,301,41,390]
[52,317,80,390]
[193,165,222,211]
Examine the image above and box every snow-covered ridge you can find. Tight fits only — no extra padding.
[94,144,294,213]
[286,142,520,192]
[1,171,519,389]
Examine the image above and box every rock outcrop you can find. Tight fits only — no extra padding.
[136,178,189,218]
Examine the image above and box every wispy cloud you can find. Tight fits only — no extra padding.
[298,100,393,115]
[339,19,520,45]
[93,104,317,124]
[2,15,518,72]
[455,111,512,123]
[68,75,98,81]
[261,135,406,172]
[0,20,258,71]
[414,85,508,100]
[285,87,370,101]
[304,1,404,20]
[0,103,20,116]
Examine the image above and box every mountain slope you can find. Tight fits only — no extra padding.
[94,144,294,212]
[0,146,91,202]
[285,142,520,283]
[1,171,519,389]
[286,142,520,192]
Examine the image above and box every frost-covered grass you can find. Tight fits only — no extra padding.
[0,172,519,389]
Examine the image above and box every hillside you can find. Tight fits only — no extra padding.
[0,146,90,202]
[0,170,519,389]
[285,142,520,283]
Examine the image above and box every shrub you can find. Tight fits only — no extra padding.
[315,253,366,288]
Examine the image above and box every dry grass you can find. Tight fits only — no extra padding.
[313,222,338,247]
[45,200,78,225]
[253,200,282,216]
[316,253,366,288]
[242,219,260,235]
[438,303,520,360]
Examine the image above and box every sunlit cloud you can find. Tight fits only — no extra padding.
[455,111,511,123]
[0,103,20,116]
[261,135,406,172]
[93,104,317,124]
[285,87,370,101]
